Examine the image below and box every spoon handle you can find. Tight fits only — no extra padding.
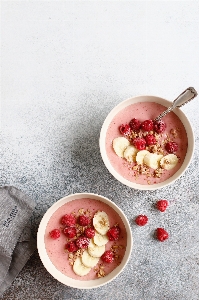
[154,87,198,122]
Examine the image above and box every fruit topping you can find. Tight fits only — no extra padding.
[101,250,114,263]
[112,137,130,158]
[61,214,76,226]
[160,154,178,170]
[79,215,90,226]
[154,120,166,133]
[141,119,154,132]
[156,228,169,242]
[84,227,95,239]
[49,229,61,239]
[135,215,148,226]
[107,226,120,241]
[88,239,105,257]
[129,118,141,131]
[119,124,131,135]
[73,256,91,276]
[76,236,90,249]
[143,153,163,169]
[65,241,79,252]
[165,142,178,153]
[93,211,110,235]
[63,226,77,238]
[133,137,146,150]
[156,200,169,212]
[123,145,138,162]
[145,134,157,145]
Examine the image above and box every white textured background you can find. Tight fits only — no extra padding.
[1,1,199,299]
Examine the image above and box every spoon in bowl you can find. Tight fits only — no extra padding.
[154,87,198,122]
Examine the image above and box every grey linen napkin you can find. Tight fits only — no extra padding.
[0,186,36,296]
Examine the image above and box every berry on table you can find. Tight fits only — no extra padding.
[65,241,79,252]
[79,215,90,226]
[76,236,90,249]
[141,119,154,132]
[129,118,141,131]
[63,226,77,238]
[165,142,178,153]
[61,214,76,227]
[156,228,169,242]
[145,134,157,145]
[84,227,95,239]
[49,229,61,239]
[119,124,131,135]
[154,120,166,133]
[107,226,120,241]
[101,250,114,263]
[156,200,169,212]
[135,215,148,226]
[133,137,146,150]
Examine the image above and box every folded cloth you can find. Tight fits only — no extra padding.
[0,186,36,296]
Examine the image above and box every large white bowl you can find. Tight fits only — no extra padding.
[99,95,194,190]
[37,193,133,289]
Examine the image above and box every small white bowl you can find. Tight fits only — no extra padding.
[37,193,133,289]
[99,95,194,190]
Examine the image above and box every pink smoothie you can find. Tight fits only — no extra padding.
[44,198,127,281]
[105,102,188,185]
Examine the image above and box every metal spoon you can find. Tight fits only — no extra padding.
[154,87,198,122]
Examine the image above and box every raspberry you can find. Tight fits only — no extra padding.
[133,138,146,150]
[145,134,157,145]
[165,142,178,153]
[135,215,148,226]
[154,120,166,133]
[156,228,169,242]
[156,200,169,212]
[119,124,131,135]
[84,227,95,239]
[76,236,90,249]
[79,215,90,226]
[49,229,61,239]
[141,119,154,132]
[129,118,141,131]
[107,226,120,241]
[63,226,77,238]
[101,250,114,263]
[65,241,78,252]
[61,214,76,227]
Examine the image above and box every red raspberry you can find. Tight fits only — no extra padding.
[84,227,95,239]
[49,229,61,239]
[101,250,114,263]
[65,241,78,252]
[156,200,169,212]
[61,214,76,227]
[165,142,178,153]
[129,118,141,131]
[145,134,157,145]
[107,226,120,241]
[135,215,148,226]
[154,120,166,133]
[133,138,146,150]
[79,215,90,226]
[141,119,154,132]
[63,226,77,238]
[156,228,169,242]
[76,236,90,249]
[119,124,131,135]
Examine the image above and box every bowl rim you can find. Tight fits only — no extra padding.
[99,95,195,190]
[37,192,133,289]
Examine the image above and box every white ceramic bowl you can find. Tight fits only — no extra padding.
[37,193,133,289]
[99,95,194,190]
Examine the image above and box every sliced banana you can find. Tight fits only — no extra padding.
[93,211,110,235]
[81,250,100,268]
[93,231,109,246]
[143,153,163,169]
[73,256,91,276]
[123,145,138,162]
[87,238,105,258]
[136,150,150,165]
[112,137,130,158]
[160,154,179,170]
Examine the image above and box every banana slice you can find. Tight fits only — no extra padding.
[136,150,150,165]
[143,153,163,169]
[160,154,178,170]
[93,231,109,246]
[87,239,105,258]
[123,145,138,162]
[112,137,130,158]
[93,211,110,235]
[81,250,100,268]
[73,256,91,276]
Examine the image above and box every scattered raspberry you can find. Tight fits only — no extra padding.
[63,226,77,238]
[145,134,157,145]
[154,120,166,133]
[84,227,95,239]
[107,226,120,241]
[129,118,141,131]
[101,250,114,263]
[76,236,90,249]
[65,241,79,252]
[156,200,169,212]
[49,229,61,239]
[133,137,146,150]
[79,215,90,226]
[119,124,131,135]
[61,214,76,227]
[165,142,178,153]
[141,119,154,132]
[135,215,148,226]
[156,228,169,242]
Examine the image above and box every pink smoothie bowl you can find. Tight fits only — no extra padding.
[37,193,133,289]
[99,95,194,190]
